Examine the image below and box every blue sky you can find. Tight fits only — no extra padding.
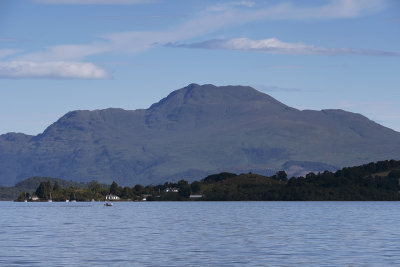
[0,0,399,135]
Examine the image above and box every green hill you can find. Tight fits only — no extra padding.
[0,176,87,201]
[199,160,400,201]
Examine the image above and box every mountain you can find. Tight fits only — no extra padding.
[1,83,400,186]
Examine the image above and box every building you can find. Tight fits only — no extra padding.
[165,188,179,193]
[105,194,120,200]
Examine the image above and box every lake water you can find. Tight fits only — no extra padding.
[0,201,399,266]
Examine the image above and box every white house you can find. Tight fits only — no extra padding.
[165,188,179,193]
[105,194,120,200]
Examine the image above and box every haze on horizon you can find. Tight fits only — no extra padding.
[0,0,399,134]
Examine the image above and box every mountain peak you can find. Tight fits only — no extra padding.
[149,83,290,110]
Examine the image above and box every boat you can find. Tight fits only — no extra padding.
[104,202,113,207]
[71,192,77,202]
[48,192,52,202]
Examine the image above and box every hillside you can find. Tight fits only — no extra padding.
[198,159,400,201]
[1,83,400,186]
[0,176,86,201]
[8,159,400,202]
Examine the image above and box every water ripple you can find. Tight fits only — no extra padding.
[1,201,400,266]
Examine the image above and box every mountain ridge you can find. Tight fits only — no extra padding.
[0,83,399,186]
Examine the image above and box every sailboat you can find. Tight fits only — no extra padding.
[71,192,77,202]
[48,192,53,202]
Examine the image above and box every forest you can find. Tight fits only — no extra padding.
[11,159,400,202]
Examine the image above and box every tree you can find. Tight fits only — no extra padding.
[276,171,288,182]
[69,190,76,201]
[121,187,133,199]
[35,181,52,200]
[88,180,101,194]
[191,181,201,193]
[179,185,191,198]
[134,184,144,193]
[53,181,61,192]
[388,170,400,178]
[17,192,29,202]
[145,185,154,194]
[177,179,188,190]
[177,180,191,198]
[110,181,119,195]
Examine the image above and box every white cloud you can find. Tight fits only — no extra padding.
[203,0,386,21]
[0,61,110,79]
[169,37,400,57]
[20,0,388,62]
[103,31,174,54]
[0,49,21,59]
[35,0,154,4]
[17,44,109,62]
[17,31,180,62]
[7,0,390,79]
[101,0,388,55]
[34,0,385,16]
[254,0,386,20]
[206,1,255,12]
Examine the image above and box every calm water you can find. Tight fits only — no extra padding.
[0,201,399,266]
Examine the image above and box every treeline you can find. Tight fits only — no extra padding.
[200,160,400,201]
[0,176,86,201]
[14,159,400,201]
[15,179,196,202]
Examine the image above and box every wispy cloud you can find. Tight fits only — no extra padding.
[0,61,110,79]
[0,49,21,59]
[4,0,389,79]
[206,1,255,12]
[169,37,400,57]
[35,0,154,5]
[19,0,388,62]
[202,0,386,20]
[17,44,109,62]
[34,0,386,16]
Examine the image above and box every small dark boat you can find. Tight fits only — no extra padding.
[104,202,113,206]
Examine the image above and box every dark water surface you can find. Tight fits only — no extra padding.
[1,201,399,266]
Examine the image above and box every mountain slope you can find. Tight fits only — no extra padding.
[0,83,399,186]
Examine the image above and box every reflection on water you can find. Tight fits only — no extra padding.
[0,201,399,266]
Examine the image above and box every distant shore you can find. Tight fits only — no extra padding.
[4,159,399,202]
